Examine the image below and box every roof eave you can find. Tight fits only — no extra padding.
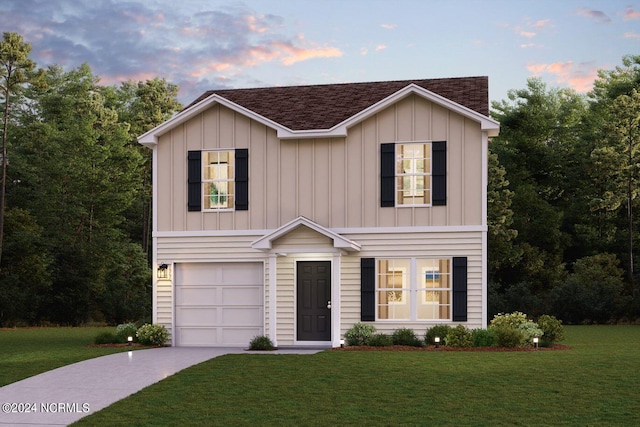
[137,82,499,145]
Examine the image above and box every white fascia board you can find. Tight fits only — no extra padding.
[138,84,499,146]
[251,216,361,252]
[137,94,293,147]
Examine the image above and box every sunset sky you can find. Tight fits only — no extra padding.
[2,0,639,105]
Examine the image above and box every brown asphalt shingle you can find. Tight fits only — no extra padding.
[186,76,489,131]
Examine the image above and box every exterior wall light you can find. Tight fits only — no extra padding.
[157,263,170,280]
[434,336,441,348]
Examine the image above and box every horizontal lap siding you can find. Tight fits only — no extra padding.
[339,230,484,333]
[276,257,295,345]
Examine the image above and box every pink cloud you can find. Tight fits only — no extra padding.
[381,23,397,30]
[625,32,640,39]
[99,71,159,85]
[624,6,640,20]
[375,44,387,51]
[533,19,552,28]
[527,61,598,93]
[520,30,536,38]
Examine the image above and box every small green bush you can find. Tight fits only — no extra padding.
[249,335,275,350]
[368,333,393,347]
[116,322,138,341]
[537,315,565,346]
[136,323,168,346]
[471,328,497,347]
[493,326,524,348]
[391,328,423,347]
[425,325,452,345]
[94,332,121,345]
[445,325,473,348]
[490,311,543,346]
[344,322,377,346]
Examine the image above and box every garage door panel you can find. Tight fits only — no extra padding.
[175,262,264,347]
[176,287,219,305]
[222,307,263,325]
[221,286,262,304]
[175,307,219,326]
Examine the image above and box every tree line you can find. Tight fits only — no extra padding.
[0,33,182,326]
[488,55,640,323]
[1,32,639,325]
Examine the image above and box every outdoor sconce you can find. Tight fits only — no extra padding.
[127,336,133,346]
[434,337,441,348]
[157,263,170,280]
[533,336,539,350]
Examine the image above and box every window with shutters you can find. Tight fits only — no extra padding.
[203,150,235,210]
[377,258,451,321]
[381,141,445,208]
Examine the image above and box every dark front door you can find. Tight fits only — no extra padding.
[297,261,331,341]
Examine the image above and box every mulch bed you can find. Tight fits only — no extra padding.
[333,344,571,352]
[88,343,152,348]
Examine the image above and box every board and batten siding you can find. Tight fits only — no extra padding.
[156,94,485,233]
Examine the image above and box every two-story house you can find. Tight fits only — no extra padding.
[138,77,500,347]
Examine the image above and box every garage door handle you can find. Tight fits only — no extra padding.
[327,301,332,309]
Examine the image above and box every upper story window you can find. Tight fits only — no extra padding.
[203,151,234,210]
[396,143,431,206]
[381,141,446,208]
[187,149,248,212]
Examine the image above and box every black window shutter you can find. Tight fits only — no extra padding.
[380,143,395,207]
[361,258,376,321]
[432,141,447,206]
[187,151,202,212]
[452,257,467,322]
[235,149,249,211]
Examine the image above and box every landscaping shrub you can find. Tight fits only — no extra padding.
[248,335,275,350]
[136,324,168,346]
[471,328,497,347]
[344,322,377,346]
[115,322,137,341]
[391,328,423,347]
[445,325,473,347]
[490,311,543,346]
[368,333,393,347]
[493,326,524,348]
[425,325,452,345]
[537,314,565,346]
[94,331,121,345]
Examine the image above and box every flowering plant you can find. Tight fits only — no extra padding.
[136,323,169,346]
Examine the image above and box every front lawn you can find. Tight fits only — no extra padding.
[0,327,134,386]
[74,325,640,426]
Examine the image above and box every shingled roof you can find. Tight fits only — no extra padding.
[186,76,489,131]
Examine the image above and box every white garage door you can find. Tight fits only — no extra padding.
[174,262,264,347]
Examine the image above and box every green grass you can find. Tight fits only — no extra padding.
[74,325,640,426]
[0,327,134,386]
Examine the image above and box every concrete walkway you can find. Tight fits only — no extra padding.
[0,347,323,426]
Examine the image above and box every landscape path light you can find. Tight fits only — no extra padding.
[533,336,539,350]
[434,336,441,348]
[128,336,133,346]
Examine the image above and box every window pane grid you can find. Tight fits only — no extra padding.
[377,258,451,321]
[203,151,235,210]
[395,143,431,206]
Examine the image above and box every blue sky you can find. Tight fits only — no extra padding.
[1,0,639,106]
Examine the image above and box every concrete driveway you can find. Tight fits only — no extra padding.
[0,347,322,426]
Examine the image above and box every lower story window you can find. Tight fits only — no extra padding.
[377,258,451,320]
